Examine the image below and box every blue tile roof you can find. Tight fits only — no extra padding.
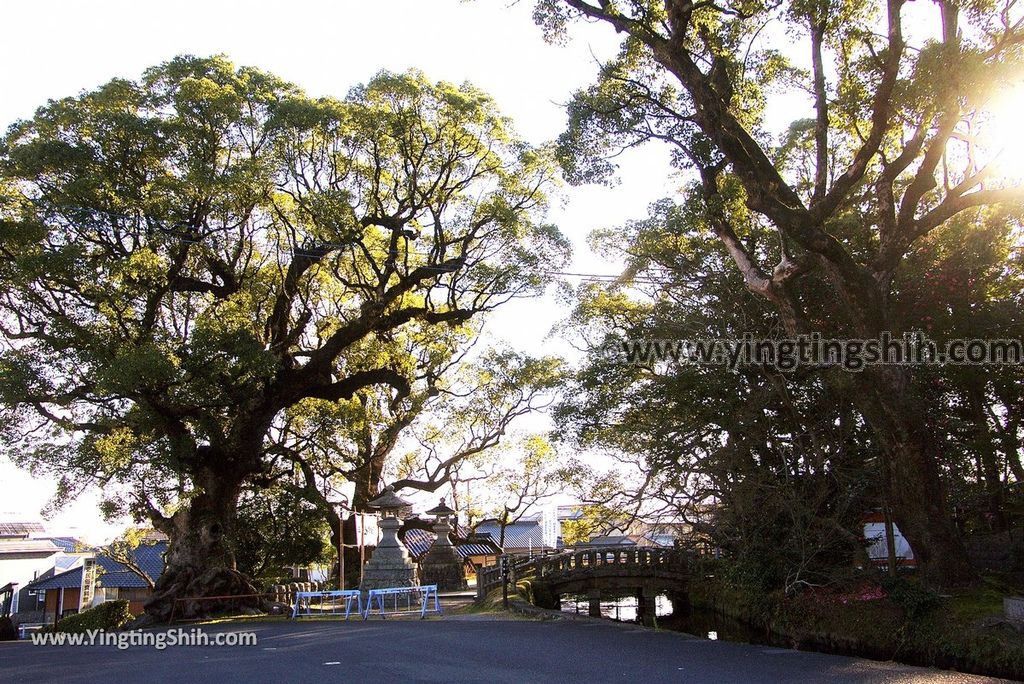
[402,529,433,558]
[474,521,554,551]
[26,566,83,591]
[39,537,87,553]
[24,541,167,592]
[458,542,503,557]
[401,529,503,560]
[117,541,167,584]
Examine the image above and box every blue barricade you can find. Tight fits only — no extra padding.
[362,584,442,619]
[292,589,363,619]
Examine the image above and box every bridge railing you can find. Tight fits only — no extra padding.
[475,546,690,602]
[477,563,502,600]
[475,554,538,601]
[534,547,689,574]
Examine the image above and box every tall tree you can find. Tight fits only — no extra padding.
[0,56,568,619]
[534,0,1024,585]
[888,215,1024,531]
[555,200,876,590]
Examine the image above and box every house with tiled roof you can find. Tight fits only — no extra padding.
[401,527,503,572]
[0,520,93,619]
[3,539,92,617]
[473,507,561,557]
[21,541,167,624]
[0,522,46,539]
[0,539,62,616]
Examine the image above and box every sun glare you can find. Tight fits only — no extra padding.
[977,83,1024,183]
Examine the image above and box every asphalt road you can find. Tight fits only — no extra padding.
[0,616,1015,684]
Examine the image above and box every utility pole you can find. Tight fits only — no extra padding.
[359,513,366,584]
[339,508,345,590]
[335,499,349,590]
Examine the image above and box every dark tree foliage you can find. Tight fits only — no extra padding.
[556,199,877,591]
[536,0,1024,585]
[233,486,332,584]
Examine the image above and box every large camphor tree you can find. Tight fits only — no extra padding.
[0,56,567,619]
[534,0,1024,585]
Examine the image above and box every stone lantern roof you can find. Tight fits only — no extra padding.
[425,498,457,518]
[366,485,411,513]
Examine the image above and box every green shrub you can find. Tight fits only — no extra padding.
[881,576,942,619]
[55,600,133,634]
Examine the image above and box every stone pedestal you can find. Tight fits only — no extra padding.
[588,588,602,618]
[419,518,467,591]
[359,516,418,593]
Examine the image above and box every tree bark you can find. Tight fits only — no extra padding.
[851,368,977,586]
[144,467,259,622]
[966,380,1007,530]
[988,385,1024,482]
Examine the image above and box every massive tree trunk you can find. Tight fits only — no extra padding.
[766,278,978,585]
[851,368,977,586]
[145,467,259,622]
[763,269,976,585]
[966,380,1008,530]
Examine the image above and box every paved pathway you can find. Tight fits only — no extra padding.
[0,616,1013,683]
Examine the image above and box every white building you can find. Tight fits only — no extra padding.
[0,522,87,615]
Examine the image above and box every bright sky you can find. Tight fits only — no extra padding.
[0,0,681,542]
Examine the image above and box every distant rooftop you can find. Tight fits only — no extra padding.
[557,505,585,521]
[576,534,674,549]
[577,535,638,548]
[24,541,168,592]
[474,520,557,551]
[401,528,502,560]
[0,522,46,538]
[38,537,88,553]
[0,539,61,556]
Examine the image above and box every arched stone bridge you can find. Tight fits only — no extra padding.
[477,547,691,626]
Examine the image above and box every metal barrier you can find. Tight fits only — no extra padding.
[362,585,442,619]
[292,589,363,619]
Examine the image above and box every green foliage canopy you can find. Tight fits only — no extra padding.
[0,55,569,539]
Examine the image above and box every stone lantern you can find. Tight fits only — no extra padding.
[359,485,418,593]
[418,497,467,591]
